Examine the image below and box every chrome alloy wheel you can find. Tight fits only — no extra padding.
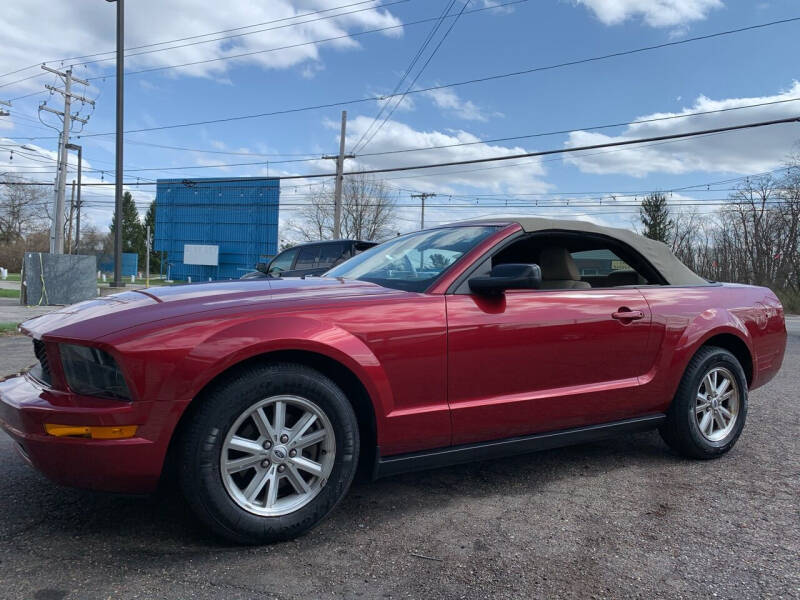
[695,367,740,442]
[220,395,336,516]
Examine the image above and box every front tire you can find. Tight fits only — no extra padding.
[660,346,748,459]
[179,362,359,544]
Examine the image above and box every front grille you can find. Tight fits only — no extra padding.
[31,339,52,385]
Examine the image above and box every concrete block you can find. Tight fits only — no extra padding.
[22,253,98,306]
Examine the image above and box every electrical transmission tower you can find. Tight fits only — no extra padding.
[38,65,94,254]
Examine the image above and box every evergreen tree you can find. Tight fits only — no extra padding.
[143,200,160,273]
[639,192,673,243]
[108,191,145,269]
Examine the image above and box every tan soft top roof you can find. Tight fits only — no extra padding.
[450,216,707,286]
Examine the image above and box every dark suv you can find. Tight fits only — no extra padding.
[242,239,377,279]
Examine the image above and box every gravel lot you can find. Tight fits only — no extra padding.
[0,321,798,599]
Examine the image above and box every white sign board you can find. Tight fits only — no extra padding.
[184,244,219,266]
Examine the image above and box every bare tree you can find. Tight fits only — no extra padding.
[74,224,107,255]
[0,177,48,243]
[671,208,714,275]
[664,160,800,310]
[289,175,398,241]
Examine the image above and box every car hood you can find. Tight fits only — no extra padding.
[21,277,400,341]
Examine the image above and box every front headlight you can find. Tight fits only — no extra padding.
[59,344,132,401]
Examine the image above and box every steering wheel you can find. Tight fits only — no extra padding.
[401,254,417,278]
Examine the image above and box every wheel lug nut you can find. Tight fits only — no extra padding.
[277,465,286,473]
[263,441,272,450]
[280,434,289,443]
[289,449,297,457]
[261,459,270,468]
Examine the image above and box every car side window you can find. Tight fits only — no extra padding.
[268,248,299,275]
[486,233,660,290]
[318,243,347,268]
[295,246,320,270]
[571,249,648,287]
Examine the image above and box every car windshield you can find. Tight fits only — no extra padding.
[324,226,498,292]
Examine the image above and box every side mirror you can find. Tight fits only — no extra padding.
[469,263,542,295]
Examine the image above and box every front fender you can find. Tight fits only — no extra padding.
[105,312,395,448]
[186,315,394,420]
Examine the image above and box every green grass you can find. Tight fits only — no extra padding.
[133,277,174,286]
[96,276,175,287]
[0,322,20,336]
[775,289,800,315]
[2,273,20,281]
[0,289,20,299]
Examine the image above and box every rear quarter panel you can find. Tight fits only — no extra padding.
[638,283,786,411]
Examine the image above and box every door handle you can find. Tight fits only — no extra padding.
[612,308,644,321]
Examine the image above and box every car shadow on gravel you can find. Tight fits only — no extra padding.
[1,430,672,553]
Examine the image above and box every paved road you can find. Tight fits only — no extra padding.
[0,297,58,324]
[0,325,798,599]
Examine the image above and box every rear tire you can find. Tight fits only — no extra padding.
[660,346,747,459]
[179,362,359,544]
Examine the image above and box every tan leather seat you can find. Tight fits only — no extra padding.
[538,247,591,290]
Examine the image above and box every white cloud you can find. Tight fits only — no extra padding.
[0,1,405,91]
[574,0,723,27]
[477,0,520,15]
[564,82,800,177]
[422,88,499,122]
[325,115,551,195]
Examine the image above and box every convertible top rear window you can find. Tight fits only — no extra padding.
[325,226,498,292]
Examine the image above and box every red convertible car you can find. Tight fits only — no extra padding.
[0,218,787,543]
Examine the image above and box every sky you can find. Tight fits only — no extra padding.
[1,0,799,242]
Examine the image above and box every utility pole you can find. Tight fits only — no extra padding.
[322,111,354,239]
[66,180,76,254]
[145,224,150,287]
[65,143,82,252]
[106,0,125,286]
[410,193,436,229]
[39,65,93,254]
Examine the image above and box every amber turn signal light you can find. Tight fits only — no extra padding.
[44,424,138,439]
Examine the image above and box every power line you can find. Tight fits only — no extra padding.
[4,131,794,198]
[14,167,792,212]
[4,116,797,187]
[90,0,468,81]
[1,0,525,106]
[16,15,799,141]
[0,0,412,84]
[379,130,733,182]
[357,97,800,158]
[349,0,459,153]
[354,0,471,153]
[87,0,412,68]
[122,140,319,157]
[119,116,800,181]
[11,95,789,172]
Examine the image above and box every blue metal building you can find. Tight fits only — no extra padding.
[97,252,138,277]
[154,177,279,280]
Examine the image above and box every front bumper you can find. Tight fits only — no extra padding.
[0,373,177,493]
